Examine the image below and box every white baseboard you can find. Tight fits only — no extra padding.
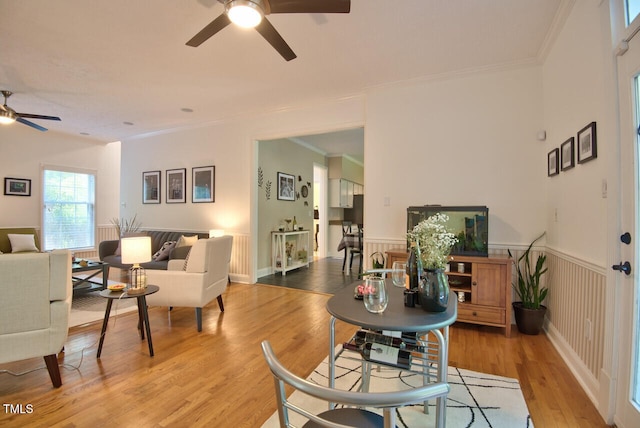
[545,322,600,409]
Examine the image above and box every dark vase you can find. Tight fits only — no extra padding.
[419,268,449,312]
[513,302,547,335]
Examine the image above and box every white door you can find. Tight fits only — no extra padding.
[615,25,640,428]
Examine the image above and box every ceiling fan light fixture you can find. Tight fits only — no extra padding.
[0,109,16,125]
[226,0,263,28]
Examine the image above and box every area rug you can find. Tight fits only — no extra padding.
[70,288,138,327]
[262,351,533,427]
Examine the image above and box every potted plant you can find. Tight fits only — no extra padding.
[110,214,142,237]
[508,232,548,335]
[407,213,458,312]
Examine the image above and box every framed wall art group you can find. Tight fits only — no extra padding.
[143,166,215,204]
[548,121,597,177]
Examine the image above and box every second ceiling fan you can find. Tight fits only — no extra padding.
[186,0,351,61]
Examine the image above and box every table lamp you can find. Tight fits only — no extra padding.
[121,236,151,294]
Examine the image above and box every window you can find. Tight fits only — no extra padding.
[42,166,96,251]
[627,0,640,25]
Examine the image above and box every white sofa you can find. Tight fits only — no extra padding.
[0,250,72,387]
[146,236,233,331]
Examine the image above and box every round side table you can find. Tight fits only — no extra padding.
[97,285,159,358]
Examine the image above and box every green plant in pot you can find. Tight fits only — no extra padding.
[508,232,548,335]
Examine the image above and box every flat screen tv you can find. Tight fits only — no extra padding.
[407,205,489,257]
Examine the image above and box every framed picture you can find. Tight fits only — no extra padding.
[577,122,597,164]
[548,148,559,177]
[142,171,161,204]
[192,165,215,203]
[4,177,31,196]
[277,172,295,201]
[560,137,575,171]
[166,168,186,203]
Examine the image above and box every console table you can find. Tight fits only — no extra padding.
[386,251,513,337]
[271,230,310,275]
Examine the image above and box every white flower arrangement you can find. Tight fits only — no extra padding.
[407,213,458,270]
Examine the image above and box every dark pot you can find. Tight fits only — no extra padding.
[513,302,547,335]
[419,268,449,312]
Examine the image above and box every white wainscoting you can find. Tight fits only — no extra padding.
[544,248,606,404]
[363,238,605,406]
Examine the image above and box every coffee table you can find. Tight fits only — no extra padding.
[72,259,109,294]
[97,285,159,358]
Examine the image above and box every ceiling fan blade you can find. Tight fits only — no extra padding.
[17,113,61,121]
[255,17,296,61]
[186,13,232,47]
[16,117,48,132]
[267,0,350,14]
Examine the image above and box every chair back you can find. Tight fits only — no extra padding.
[261,340,449,428]
[341,221,352,237]
[185,236,233,279]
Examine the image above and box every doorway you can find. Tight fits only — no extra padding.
[313,163,327,259]
[614,15,640,427]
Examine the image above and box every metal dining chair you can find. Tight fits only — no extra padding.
[261,340,449,428]
[341,221,352,271]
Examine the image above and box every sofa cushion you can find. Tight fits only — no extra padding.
[0,228,40,254]
[8,234,39,253]
[176,234,199,248]
[153,241,176,261]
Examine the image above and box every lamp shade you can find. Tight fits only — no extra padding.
[121,236,151,264]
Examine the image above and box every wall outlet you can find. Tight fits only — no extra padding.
[585,318,592,341]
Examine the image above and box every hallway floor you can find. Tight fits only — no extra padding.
[257,256,362,294]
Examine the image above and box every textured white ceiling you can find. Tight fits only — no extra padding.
[0,0,569,154]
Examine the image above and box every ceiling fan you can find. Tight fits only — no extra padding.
[186,0,351,61]
[0,91,61,132]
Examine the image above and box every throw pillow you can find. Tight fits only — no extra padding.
[152,240,177,261]
[8,234,39,253]
[176,234,198,248]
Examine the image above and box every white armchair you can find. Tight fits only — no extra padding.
[0,250,72,388]
[146,236,233,331]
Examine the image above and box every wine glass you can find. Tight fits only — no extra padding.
[392,261,407,288]
[363,277,388,313]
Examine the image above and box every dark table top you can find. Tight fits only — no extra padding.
[99,284,159,300]
[326,279,457,332]
[72,259,108,272]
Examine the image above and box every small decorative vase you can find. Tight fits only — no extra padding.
[419,268,449,312]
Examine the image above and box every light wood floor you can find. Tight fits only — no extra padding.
[0,282,608,427]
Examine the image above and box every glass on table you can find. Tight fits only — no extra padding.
[392,261,407,287]
[363,277,388,314]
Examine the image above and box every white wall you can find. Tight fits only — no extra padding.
[541,1,618,422]
[120,97,366,282]
[0,124,120,232]
[364,66,546,247]
[120,68,548,280]
[542,1,613,265]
